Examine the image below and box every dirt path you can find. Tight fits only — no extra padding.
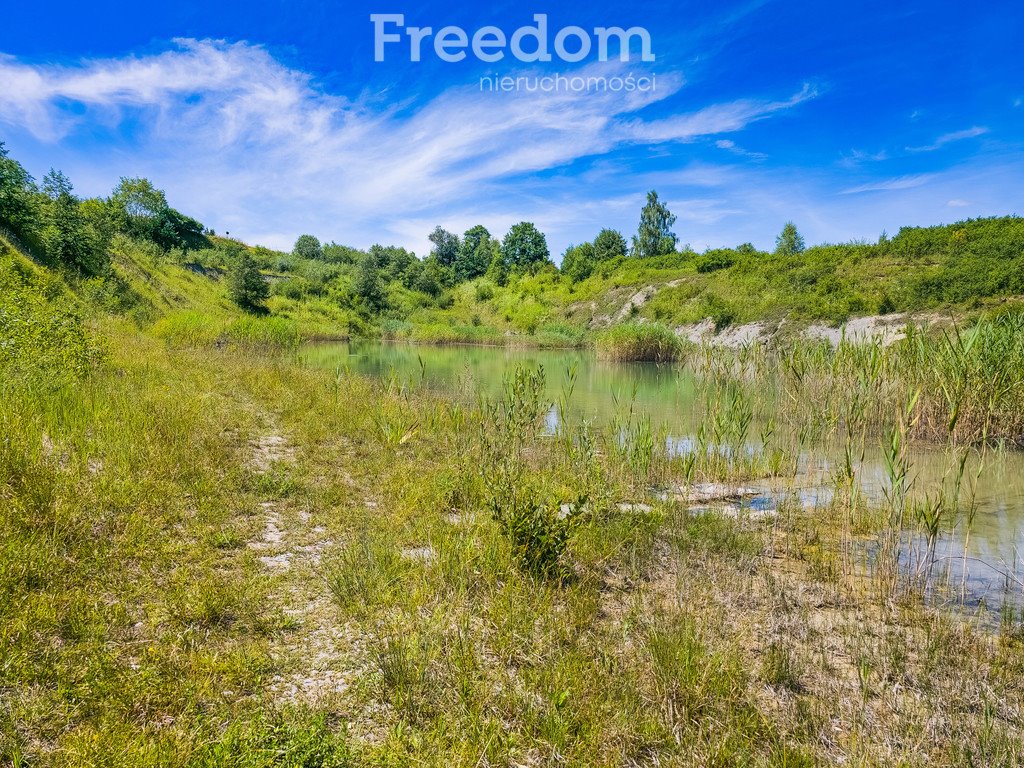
[244,429,356,706]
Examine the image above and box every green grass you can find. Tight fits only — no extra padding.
[5,236,1024,766]
[0,248,105,385]
[151,310,303,350]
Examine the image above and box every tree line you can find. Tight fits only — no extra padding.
[2,138,812,314]
[0,141,208,275]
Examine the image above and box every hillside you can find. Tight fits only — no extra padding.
[2,141,1023,351]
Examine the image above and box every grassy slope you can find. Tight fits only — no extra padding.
[12,215,1024,353]
[395,216,1024,345]
[52,235,354,345]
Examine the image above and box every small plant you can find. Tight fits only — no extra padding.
[478,366,586,579]
[762,641,803,691]
[323,534,407,615]
[488,490,585,580]
[373,632,435,721]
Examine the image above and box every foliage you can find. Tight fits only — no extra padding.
[0,141,38,240]
[561,242,597,282]
[593,227,628,261]
[355,249,386,310]
[292,234,324,261]
[39,170,107,274]
[501,221,551,273]
[694,250,734,273]
[454,224,494,281]
[0,246,103,379]
[775,222,806,256]
[108,177,208,252]
[228,252,270,310]
[428,225,460,267]
[632,190,677,258]
[481,367,584,579]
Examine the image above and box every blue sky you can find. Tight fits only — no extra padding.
[1,0,1022,257]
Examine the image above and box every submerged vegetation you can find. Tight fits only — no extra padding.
[3,138,1024,765]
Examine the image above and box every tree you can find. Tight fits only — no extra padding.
[110,177,167,238]
[454,225,494,281]
[775,222,805,256]
[228,251,269,310]
[416,257,450,297]
[109,177,206,251]
[593,228,627,261]
[631,191,677,258]
[292,234,323,261]
[560,242,597,283]
[0,141,38,239]
[152,207,206,251]
[501,222,551,273]
[428,226,460,267]
[41,169,105,274]
[354,249,385,310]
[486,246,508,286]
[322,242,361,264]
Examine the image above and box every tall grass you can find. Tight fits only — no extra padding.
[0,248,104,380]
[596,321,685,362]
[152,310,302,350]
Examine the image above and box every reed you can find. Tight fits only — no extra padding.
[595,321,685,362]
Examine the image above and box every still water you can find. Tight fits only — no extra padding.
[301,341,1024,612]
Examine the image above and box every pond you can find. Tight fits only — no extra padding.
[301,340,1024,615]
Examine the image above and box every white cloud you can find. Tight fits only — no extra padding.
[0,40,820,253]
[841,174,935,194]
[906,126,989,152]
[947,199,971,207]
[625,83,816,143]
[714,137,767,160]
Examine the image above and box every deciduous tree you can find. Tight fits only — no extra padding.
[501,222,551,272]
[631,191,677,258]
[292,234,324,261]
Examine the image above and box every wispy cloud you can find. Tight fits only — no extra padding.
[837,148,889,169]
[626,83,816,143]
[714,138,767,160]
[0,39,816,252]
[906,126,989,152]
[841,174,935,194]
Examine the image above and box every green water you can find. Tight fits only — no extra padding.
[302,341,699,430]
[301,341,1024,611]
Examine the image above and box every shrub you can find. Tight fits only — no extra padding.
[695,252,735,273]
[474,281,495,301]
